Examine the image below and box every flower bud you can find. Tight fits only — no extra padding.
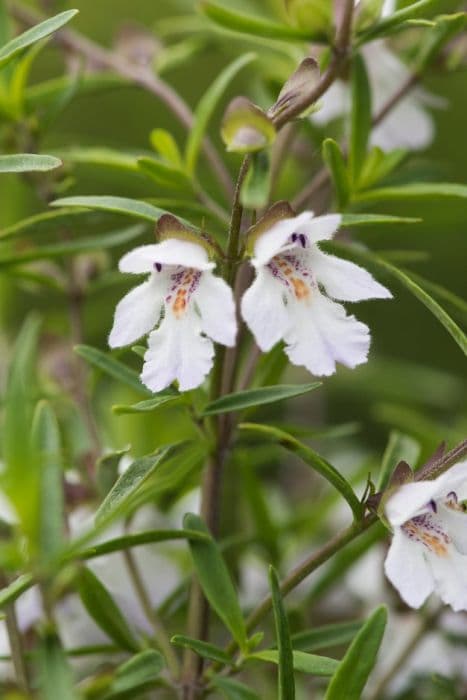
[269,57,320,121]
[221,97,276,154]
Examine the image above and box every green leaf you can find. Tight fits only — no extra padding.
[239,423,362,518]
[112,394,180,415]
[324,606,387,699]
[240,151,271,209]
[59,147,139,173]
[77,528,209,561]
[377,430,420,490]
[202,383,321,416]
[137,156,191,189]
[0,208,99,241]
[211,677,261,700]
[77,567,139,652]
[326,243,467,356]
[32,401,64,565]
[0,224,146,268]
[405,269,467,324]
[0,573,34,609]
[150,128,183,167]
[185,52,255,174]
[37,631,76,700]
[184,513,248,652]
[0,9,78,69]
[341,213,421,227]
[322,138,350,209]
[102,650,164,699]
[349,54,371,185]
[51,195,175,223]
[269,566,295,699]
[251,649,338,676]
[357,0,442,41]
[354,182,467,204]
[74,345,151,395]
[291,620,363,652]
[0,153,61,172]
[171,635,233,665]
[416,13,467,70]
[95,445,178,525]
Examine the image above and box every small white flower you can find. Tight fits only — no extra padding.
[109,217,237,393]
[384,460,467,611]
[312,41,442,151]
[241,204,391,377]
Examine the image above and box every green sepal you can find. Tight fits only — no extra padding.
[221,96,276,154]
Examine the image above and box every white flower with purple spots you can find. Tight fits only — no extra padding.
[109,217,236,393]
[384,460,467,611]
[241,204,391,377]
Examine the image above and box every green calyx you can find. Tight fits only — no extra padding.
[221,97,276,154]
[244,200,296,257]
[155,214,219,259]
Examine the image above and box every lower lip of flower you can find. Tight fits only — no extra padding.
[165,267,201,318]
[402,513,450,557]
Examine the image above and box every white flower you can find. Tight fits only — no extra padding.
[384,460,467,611]
[109,217,236,393]
[312,41,443,151]
[241,204,391,377]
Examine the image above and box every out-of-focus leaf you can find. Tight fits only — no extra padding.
[0,208,102,240]
[354,182,467,203]
[32,401,64,565]
[240,462,279,563]
[377,430,420,490]
[58,147,139,173]
[416,13,467,70]
[77,528,209,561]
[202,383,321,416]
[269,566,295,698]
[341,213,421,226]
[77,567,139,652]
[112,394,180,415]
[138,156,191,189]
[0,153,61,172]
[239,423,362,518]
[0,224,146,267]
[171,635,233,665]
[358,147,407,190]
[322,138,350,209]
[406,269,467,324]
[291,620,363,652]
[185,52,255,174]
[102,650,164,699]
[251,649,338,676]
[211,676,261,700]
[184,513,248,652]
[51,195,181,223]
[155,36,207,75]
[324,606,387,699]
[240,151,271,209]
[74,345,151,395]
[349,54,371,185]
[201,2,324,41]
[37,631,75,700]
[0,9,78,69]
[150,128,182,167]
[0,574,34,609]
[357,0,442,41]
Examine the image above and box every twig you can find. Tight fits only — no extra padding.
[9,2,234,201]
[4,601,29,693]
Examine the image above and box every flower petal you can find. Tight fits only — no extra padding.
[437,505,467,555]
[426,547,467,612]
[284,293,370,376]
[195,271,237,347]
[252,212,313,267]
[109,276,164,348]
[385,481,445,528]
[142,311,214,392]
[241,268,290,351]
[310,249,392,301]
[296,214,342,245]
[384,527,435,608]
[120,239,214,274]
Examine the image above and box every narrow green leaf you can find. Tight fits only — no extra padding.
[416,13,467,70]
[377,431,420,490]
[0,224,146,267]
[354,182,467,204]
[357,0,446,41]
[184,513,248,651]
[102,650,164,699]
[326,243,467,356]
[324,606,387,699]
[0,9,78,68]
[74,345,151,395]
[37,631,76,700]
[77,567,139,652]
[185,52,255,174]
[150,128,182,167]
[239,423,362,518]
[341,213,421,226]
[77,529,209,561]
[0,573,34,609]
[251,649,338,676]
[201,2,324,41]
[291,620,363,652]
[0,208,98,241]
[349,54,371,185]
[202,383,321,416]
[269,566,295,699]
[211,677,261,700]
[59,147,139,173]
[171,635,233,665]
[95,445,178,525]
[137,156,191,189]
[322,138,350,209]
[406,269,467,324]
[32,401,64,564]
[240,151,271,209]
[112,394,180,415]
[0,153,61,172]
[50,195,174,223]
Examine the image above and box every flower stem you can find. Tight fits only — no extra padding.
[4,601,29,693]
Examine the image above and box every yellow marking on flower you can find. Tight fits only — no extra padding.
[291,277,310,300]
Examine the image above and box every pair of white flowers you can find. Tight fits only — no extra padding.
[109,206,392,393]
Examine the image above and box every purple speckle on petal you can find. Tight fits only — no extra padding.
[447,491,458,502]
[298,233,307,248]
[154,262,162,272]
[428,499,437,513]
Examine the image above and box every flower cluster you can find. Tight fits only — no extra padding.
[109,205,391,392]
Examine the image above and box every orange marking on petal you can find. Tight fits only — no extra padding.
[291,277,310,300]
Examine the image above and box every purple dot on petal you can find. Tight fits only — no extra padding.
[298,233,306,248]
[154,262,162,272]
